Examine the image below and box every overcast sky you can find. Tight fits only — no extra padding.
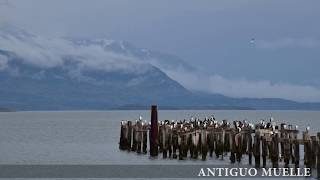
[1,0,320,102]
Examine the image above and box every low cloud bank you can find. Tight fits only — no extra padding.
[0,26,151,74]
[0,54,9,70]
[165,69,320,102]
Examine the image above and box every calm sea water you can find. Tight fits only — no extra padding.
[0,110,319,179]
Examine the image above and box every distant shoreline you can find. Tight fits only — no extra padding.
[2,109,320,112]
[112,105,255,110]
[3,106,320,112]
[0,108,15,112]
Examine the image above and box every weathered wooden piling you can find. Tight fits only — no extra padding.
[303,131,312,168]
[224,131,230,153]
[142,122,148,154]
[201,127,208,160]
[150,105,158,157]
[293,132,299,170]
[215,131,221,158]
[280,123,285,161]
[270,133,279,168]
[136,120,142,154]
[168,125,173,158]
[261,135,267,168]
[292,129,300,169]
[221,129,226,160]
[172,128,178,159]
[131,122,137,151]
[162,124,170,158]
[179,133,188,160]
[127,121,132,151]
[248,129,253,165]
[254,130,261,168]
[120,107,320,178]
[317,132,320,178]
[241,131,247,155]
[190,131,196,159]
[311,136,317,168]
[229,130,235,163]
[235,130,242,162]
[288,126,294,164]
[119,121,126,150]
[283,137,290,168]
[208,130,215,157]
[159,123,163,153]
[187,132,192,158]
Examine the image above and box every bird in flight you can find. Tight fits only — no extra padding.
[250,38,255,44]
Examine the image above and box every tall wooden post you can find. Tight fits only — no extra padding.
[150,105,159,157]
[168,126,173,158]
[293,132,299,170]
[215,132,221,158]
[222,129,225,160]
[317,132,320,179]
[131,123,137,151]
[191,132,197,159]
[119,121,126,150]
[271,133,279,168]
[248,130,253,165]
[127,121,132,151]
[162,125,168,158]
[303,131,311,169]
[208,131,214,157]
[254,131,261,168]
[136,121,142,154]
[201,127,208,160]
[311,136,317,168]
[172,128,178,159]
[289,127,294,164]
[230,130,236,163]
[280,123,285,161]
[283,137,290,168]
[261,136,267,168]
[142,123,148,154]
[235,132,242,162]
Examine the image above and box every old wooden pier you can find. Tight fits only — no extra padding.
[119,105,320,174]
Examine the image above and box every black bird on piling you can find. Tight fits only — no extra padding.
[211,114,216,121]
[306,126,310,133]
[260,119,266,129]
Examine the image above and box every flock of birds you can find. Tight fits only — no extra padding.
[121,115,311,133]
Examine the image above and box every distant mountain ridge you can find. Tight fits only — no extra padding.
[0,25,320,110]
[0,107,14,112]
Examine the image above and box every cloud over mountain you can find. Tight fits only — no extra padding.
[1,25,320,103]
[0,25,152,75]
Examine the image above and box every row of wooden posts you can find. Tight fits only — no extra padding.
[119,105,320,171]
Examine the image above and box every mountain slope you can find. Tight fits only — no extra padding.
[0,50,192,110]
[0,25,194,110]
[1,25,320,110]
